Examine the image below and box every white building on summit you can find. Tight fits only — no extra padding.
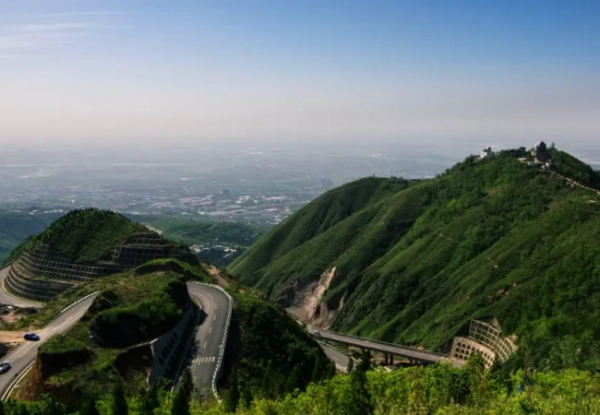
[480,147,494,159]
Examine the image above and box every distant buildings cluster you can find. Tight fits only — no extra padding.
[478,141,553,168]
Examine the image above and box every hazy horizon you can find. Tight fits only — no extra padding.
[1,0,598,147]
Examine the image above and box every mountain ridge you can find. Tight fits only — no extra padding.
[230,147,600,369]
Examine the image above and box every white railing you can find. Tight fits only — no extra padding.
[1,291,100,401]
[59,291,99,314]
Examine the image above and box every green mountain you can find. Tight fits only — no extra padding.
[230,147,600,369]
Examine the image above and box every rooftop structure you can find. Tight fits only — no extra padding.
[480,147,494,159]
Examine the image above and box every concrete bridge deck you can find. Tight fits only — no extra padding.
[311,329,448,365]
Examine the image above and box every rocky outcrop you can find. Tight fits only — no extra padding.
[286,267,339,328]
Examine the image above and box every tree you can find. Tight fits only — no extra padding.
[347,357,354,374]
[222,371,240,413]
[311,356,324,383]
[284,366,303,394]
[111,381,128,415]
[357,350,372,373]
[171,369,194,415]
[141,385,159,415]
[348,364,374,415]
[81,399,100,415]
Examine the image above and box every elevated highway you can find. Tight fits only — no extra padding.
[311,329,447,365]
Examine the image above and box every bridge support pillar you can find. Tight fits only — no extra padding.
[384,354,388,365]
[390,355,394,365]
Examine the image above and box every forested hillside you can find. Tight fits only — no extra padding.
[230,148,600,369]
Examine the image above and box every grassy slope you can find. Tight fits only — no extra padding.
[549,148,600,189]
[36,270,189,396]
[0,212,61,263]
[229,177,417,286]
[230,150,600,369]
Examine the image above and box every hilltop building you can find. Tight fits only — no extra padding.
[532,141,550,163]
[480,147,494,159]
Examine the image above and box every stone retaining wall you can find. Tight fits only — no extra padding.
[148,304,200,384]
[5,266,74,302]
[7,237,192,302]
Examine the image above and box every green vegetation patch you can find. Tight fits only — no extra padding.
[7,208,149,264]
[35,271,190,396]
[8,261,209,331]
[549,148,600,189]
[221,291,334,401]
[230,147,600,370]
[134,258,211,282]
[8,357,600,414]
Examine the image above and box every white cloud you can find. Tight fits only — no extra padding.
[16,22,93,33]
[0,31,88,49]
[43,12,118,18]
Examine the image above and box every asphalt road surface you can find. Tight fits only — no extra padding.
[0,294,98,399]
[184,283,230,397]
[318,342,350,373]
[313,329,447,363]
[0,265,42,309]
[0,280,231,399]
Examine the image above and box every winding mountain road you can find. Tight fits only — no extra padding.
[0,278,231,400]
[180,284,231,397]
[0,293,98,399]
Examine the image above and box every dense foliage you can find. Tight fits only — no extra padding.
[230,148,600,369]
[221,292,335,404]
[33,271,190,397]
[548,148,600,189]
[0,211,60,263]
[5,360,600,415]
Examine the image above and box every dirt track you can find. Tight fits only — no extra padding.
[0,331,25,343]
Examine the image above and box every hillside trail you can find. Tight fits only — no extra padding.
[204,264,231,289]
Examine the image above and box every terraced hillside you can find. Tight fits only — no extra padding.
[230,147,600,369]
[4,209,196,301]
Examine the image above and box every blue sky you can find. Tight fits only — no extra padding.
[1,0,598,146]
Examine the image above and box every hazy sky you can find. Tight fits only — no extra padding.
[1,0,599,146]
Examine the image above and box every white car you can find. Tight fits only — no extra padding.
[0,362,11,374]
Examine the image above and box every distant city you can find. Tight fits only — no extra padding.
[1,140,598,225]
